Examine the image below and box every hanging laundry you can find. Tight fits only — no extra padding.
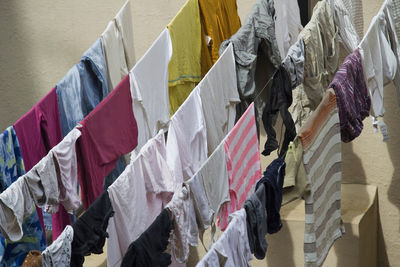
[107,130,174,267]
[56,38,110,137]
[220,0,281,123]
[198,43,240,155]
[70,191,114,267]
[57,38,124,213]
[21,130,80,235]
[0,177,35,242]
[13,88,62,177]
[166,89,207,184]
[167,0,202,114]
[75,74,138,209]
[57,37,125,203]
[166,184,191,263]
[297,0,309,27]
[196,209,252,267]
[261,65,296,157]
[274,0,303,58]
[115,0,136,70]
[282,137,307,203]
[358,11,398,118]
[21,250,42,267]
[388,0,400,41]
[219,102,262,230]
[198,0,241,75]
[341,0,364,37]
[24,153,61,214]
[381,0,400,107]
[328,49,371,142]
[255,158,286,234]
[0,127,25,192]
[48,128,81,240]
[14,87,62,237]
[243,183,268,260]
[327,0,360,53]
[130,28,172,154]
[120,209,174,267]
[41,225,73,267]
[0,127,46,267]
[102,0,135,91]
[282,37,305,89]
[290,0,339,131]
[185,144,230,247]
[287,89,344,267]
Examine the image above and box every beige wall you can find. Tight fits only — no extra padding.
[0,0,398,266]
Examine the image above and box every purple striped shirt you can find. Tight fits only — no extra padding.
[328,49,371,142]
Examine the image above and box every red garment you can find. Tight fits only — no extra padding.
[13,88,63,241]
[76,75,138,208]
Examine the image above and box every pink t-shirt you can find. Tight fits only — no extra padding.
[76,74,138,209]
[219,103,262,230]
[13,87,63,239]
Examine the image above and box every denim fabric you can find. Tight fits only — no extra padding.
[56,38,110,137]
[262,66,296,158]
[0,127,46,267]
[56,37,124,215]
[71,191,114,267]
[220,0,281,123]
[255,158,286,234]
[243,183,268,260]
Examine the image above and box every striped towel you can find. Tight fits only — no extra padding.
[299,89,345,267]
[219,102,262,230]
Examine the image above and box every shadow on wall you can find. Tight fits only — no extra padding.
[266,221,296,267]
[339,141,378,267]
[384,81,400,267]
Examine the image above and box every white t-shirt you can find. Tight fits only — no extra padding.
[130,28,172,155]
[107,130,174,267]
[198,43,240,155]
[102,19,129,91]
[359,12,398,117]
[51,128,81,213]
[166,89,208,185]
[274,0,303,58]
[115,0,136,70]
[196,209,252,267]
[186,144,230,247]
[102,0,135,91]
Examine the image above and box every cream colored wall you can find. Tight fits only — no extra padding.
[0,0,398,266]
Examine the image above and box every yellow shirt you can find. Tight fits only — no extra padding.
[167,0,202,114]
[199,0,241,76]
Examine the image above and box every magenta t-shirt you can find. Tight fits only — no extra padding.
[76,74,138,209]
[14,87,63,240]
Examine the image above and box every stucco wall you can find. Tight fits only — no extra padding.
[0,0,398,266]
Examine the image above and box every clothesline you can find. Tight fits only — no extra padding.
[0,0,399,266]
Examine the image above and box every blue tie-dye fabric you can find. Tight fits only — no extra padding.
[0,127,46,267]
